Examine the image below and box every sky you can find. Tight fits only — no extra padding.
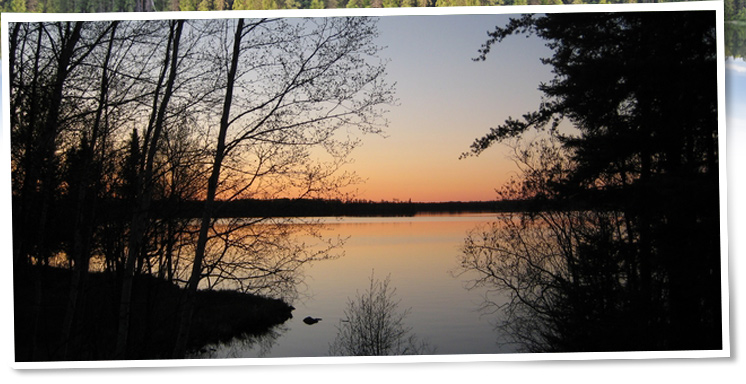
[725,56,746,247]
[0,14,553,204]
[2,12,728,204]
[340,14,555,203]
[726,58,746,131]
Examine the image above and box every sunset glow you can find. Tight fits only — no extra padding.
[2,3,729,365]
[338,15,554,203]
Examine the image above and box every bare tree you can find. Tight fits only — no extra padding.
[115,19,184,358]
[329,272,433,356]
[462,12,721,352]
[171,16,395,358]
[455,139,635,352]
[11,16,395,360]
[10,20,155,359]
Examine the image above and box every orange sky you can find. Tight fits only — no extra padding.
[337,15,554,203]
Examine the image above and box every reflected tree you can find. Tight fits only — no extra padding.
[188,324,288,359]
[457,139,642,352]
[458,12,721,352]
[171,17,394,358]
[10,17,394,361]
[329,272,433,356]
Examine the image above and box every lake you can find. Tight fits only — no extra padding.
[192,213,517,358]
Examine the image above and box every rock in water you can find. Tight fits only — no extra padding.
[303,316,321,325]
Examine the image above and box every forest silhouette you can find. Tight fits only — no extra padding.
[9,17,394,360]
[456,11,722,352]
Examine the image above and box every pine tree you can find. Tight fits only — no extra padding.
[466,11,720,352]
[284,0,301,8]
[10,0,27,12]
[179,0,197,10]
[197,0,213,10]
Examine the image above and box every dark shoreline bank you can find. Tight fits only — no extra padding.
[14,265,294,361]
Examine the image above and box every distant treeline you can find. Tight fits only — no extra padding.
[12,195,590,220]
[154,197,598,218]
[29,197,547,219]
[0,0,705,15]
[170,198,530,218]
[728,0,746,21]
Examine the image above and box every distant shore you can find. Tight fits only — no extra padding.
[151,197,592,219]
[12,197,591,223]
[91,198,538,220]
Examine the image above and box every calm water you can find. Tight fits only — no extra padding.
[193,213,516,358]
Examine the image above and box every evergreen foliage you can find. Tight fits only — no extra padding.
[459,11,721,352]
[0,0,718,13]
[727,0,746,21]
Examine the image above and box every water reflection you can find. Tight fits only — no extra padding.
[328,272,434,356]
[188,324,288,359]
[456,210,633,352]
[726,22,746,58]
[456,139,721,352]
[179,214,510,358]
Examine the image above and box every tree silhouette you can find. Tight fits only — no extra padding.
[170,17,394,358]
[460,11,721,352]
[10,17,393,361]
[329,272,433,356]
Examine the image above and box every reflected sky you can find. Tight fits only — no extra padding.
[196,214,515,358]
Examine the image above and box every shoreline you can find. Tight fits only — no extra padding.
[13,264,294,361]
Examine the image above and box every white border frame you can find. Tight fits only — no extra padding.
[1,1,730,370]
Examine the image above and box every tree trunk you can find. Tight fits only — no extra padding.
[34,22,85,266]
[61,21,119,360]
[115,20,185,359]
[171,18,245,359]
